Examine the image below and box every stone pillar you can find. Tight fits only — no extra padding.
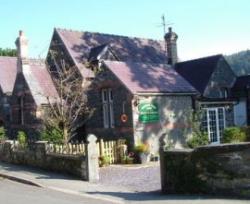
[86,134,99,182]
[159,134,167,192]
[35,141,48,167]
[2,140,14,162]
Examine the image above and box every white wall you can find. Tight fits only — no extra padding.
[132,95,193,154]
[234,98,247,126]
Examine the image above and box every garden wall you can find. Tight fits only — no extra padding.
[160,142,250,198]
[0,134,99,182]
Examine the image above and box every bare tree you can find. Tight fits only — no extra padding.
[42,59,93,144]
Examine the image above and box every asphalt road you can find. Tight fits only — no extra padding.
[0,178,111,204]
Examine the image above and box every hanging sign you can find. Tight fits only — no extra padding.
[138,101,159,123]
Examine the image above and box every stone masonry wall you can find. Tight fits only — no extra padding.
[160,142,250,198]
[132,95,193,154]
[85,65,134,144]
[0,141,88,180]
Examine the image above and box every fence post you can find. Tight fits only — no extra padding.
[100,139,104,156]
[86,134,99,182]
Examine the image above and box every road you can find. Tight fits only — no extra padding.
[0,178,111,204]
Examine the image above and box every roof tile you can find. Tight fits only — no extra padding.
[104,60,197,94]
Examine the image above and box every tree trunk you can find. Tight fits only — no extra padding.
[63,127,68,144]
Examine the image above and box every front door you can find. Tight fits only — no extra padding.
[203,107,225,144]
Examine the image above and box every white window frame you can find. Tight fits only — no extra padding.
[202,107,226,144]
[101,89,114,128]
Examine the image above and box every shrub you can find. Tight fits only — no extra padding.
[222,127,246,143]
[240,126,250,141]
[134,143,150,154]
[187,132,209,148]
[0,126,6,141]
[17,131,27,148]
[40,127,63,144]
[99,155,110,167]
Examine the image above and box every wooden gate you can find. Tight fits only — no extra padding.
[97,139,127,164]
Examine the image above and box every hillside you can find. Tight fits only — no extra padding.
[225,50,250,76]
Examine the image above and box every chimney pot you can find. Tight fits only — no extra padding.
[164,27,178,66]
[19,30,23,36]
[15,30,29,60]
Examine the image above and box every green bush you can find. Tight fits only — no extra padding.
[240,126,250,141]
[99,155,110,167]
[17,131,27,148]
[0,126,6,141]
[40,127,63,144]
[222,127,246,143]
[134,143,150,154]
[187,132,209,148]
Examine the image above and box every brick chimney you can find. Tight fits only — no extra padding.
[15,30,29,72]
[164,27,178,66]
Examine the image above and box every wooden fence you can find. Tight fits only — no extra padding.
[46,142,86,155]
[6,138,127,164]
[97,139,127,164]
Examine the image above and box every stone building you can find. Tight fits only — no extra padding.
[0,57,17,131]
[0,27,243,150]
[46,27,199,153]
[175,55,237,144]
[10,31,58,138]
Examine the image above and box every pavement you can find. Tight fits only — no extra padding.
[0,161,249,204]
[0,179,110,204]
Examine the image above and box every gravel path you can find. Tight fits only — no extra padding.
[99,162,161,193]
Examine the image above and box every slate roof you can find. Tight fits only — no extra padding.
[55,28,167,77]
[175,54,222,94]
[0,56,17,94]
[22,59,58,105]
[103,61,197,94]
[232,75,250,91]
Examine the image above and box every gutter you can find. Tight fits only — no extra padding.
[135,92,198,96]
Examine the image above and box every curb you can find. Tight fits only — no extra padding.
[0,172,122,203]
[0,173,43,188]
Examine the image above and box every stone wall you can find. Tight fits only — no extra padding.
[160,142,250,198]
[85,65,134,143]
[0,135,99,181]
[132,95,193,154]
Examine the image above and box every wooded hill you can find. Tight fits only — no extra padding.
[226,50,250,76]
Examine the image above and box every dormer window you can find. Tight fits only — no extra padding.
[220,88,229,98]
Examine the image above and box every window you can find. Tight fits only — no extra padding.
[101,89,114,128]
[220,88,229,98]
[18,96,24,125]
[201,107,226,144]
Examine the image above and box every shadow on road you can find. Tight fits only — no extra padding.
[87,191,250,202]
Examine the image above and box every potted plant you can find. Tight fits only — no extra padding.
[99,155,110,167]
[134,143,150,164]
[121,152,134,164]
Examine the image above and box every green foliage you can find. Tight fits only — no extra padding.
[0,48,17,57]
[226,50,250,76]
[17,131,27,148]
[99,155,110,167]
[40,126,63,144]
[134,143,150,154]
[222,127,246,143]
[187,110,209,148]
[240,126,250,141]
[0,127,6,141]
[187,132,209,148]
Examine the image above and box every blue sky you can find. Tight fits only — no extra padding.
[1,0,250,60]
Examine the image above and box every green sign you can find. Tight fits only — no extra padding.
[138,102,159,123]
